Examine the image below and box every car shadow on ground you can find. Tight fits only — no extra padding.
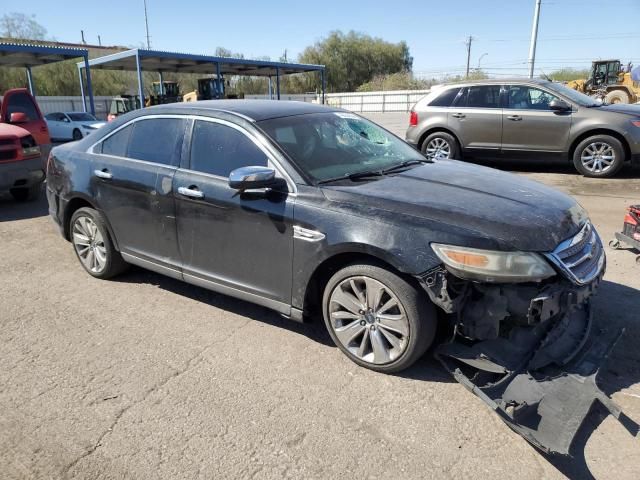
[113,268,639,479]
[0,186,48,222]
[466,157,640,178]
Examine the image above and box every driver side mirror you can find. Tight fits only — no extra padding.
[229,166,278,190]
[549,99,571,112]
[9,112,29,123]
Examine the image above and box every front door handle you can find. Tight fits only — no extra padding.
[94,169,113,179]
[178,186,204,199]
[451,113,466,119]
[507,115,522,121]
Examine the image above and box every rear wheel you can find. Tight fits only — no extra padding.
[572,135,625,178]
[70,207,128,279]
[72,129,83,141]
[10,184,40,202]
[322,263,437,373]
[604,90,630,104]
[421,132,460,161]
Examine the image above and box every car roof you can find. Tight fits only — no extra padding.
[147,99,341,121]
[440,77,555,88]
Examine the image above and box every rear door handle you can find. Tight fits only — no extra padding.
[94,169,113,179]
[178,186,204,199]
[451,113,466,119]
[507,115,522,121]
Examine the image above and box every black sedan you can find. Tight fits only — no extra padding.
[46,100,621,454]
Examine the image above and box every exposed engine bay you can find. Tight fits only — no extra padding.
[419,266,637,455]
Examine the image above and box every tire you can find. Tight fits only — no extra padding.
[420,132,460,161]
[72,129,83,141]
[572,134,625,178]
[70,207,128,279]
[10,184,41,202]
[322,262,437,373]
[604,90,630,104]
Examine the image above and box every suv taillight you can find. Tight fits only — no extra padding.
[409,111,418,127]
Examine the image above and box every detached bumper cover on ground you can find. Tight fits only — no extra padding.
[422,251,637,455]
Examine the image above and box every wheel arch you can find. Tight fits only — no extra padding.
[301,250,420,320]
[63,195,120,250]
[568,129,631,164]
[417,127,462,152]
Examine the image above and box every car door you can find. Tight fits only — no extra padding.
[45,113,64,139]
[91,116,186,274]
[448,85,503,153]
[502,85,572,154]
[173,118,295,310]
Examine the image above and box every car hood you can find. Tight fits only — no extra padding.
[321,160,587,252]
[596,103,640,116]
[0,123,31,138]
[80,121,106,128]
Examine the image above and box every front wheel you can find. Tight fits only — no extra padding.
[72,129,83,141]
[572,135,625,178]
[421,132,460,161]
[322,263,437,373]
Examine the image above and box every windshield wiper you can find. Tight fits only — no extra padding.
[381,159,430,174]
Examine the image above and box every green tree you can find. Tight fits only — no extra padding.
[298,31,413,93]
[547,68,590,82]
[357,72,431,92]
[0,12,48,40]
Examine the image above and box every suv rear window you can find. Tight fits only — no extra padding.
[3,92,39,122]
[456,86,502,108]
[428,88,461,107]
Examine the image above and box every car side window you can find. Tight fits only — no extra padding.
[465,86,502,108]
[507,86,560,110]
[127,118,185,166]
[428,88,461,107]
[101,124,133,157]
[189,120,268,177]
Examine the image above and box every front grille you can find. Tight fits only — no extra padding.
[546,222,605,285]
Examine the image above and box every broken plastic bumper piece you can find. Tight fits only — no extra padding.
[436,303,635,455]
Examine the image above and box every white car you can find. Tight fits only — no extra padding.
[45,112,106,141]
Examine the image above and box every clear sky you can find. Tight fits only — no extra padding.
[3,0,640,77]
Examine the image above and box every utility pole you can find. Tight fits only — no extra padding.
[98,35,102,46]
[143,0,151,49]
[80,30,86,44]
[465,36,473,78]
[527,0,542,78]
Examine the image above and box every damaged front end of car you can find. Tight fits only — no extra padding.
[419,222,636,455]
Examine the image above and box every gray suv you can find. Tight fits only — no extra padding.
[406,78,640,177]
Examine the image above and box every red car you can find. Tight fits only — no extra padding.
[1,88,51,166]
[0,123,44,201]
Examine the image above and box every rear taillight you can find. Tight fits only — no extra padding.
[631,120,640,128]
[409,111,418,127]
[625,213,638,226]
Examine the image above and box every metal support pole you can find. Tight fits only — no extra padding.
[216,62,222,98]
[276,67,281,100]
[84,55,95,115]
[528,0,542,79]
[268,77,272,99]
[25,66,35,96]
[321,69,326,105]
[158,72,164,95]
[78,65,87,112]
[135,51,145,108]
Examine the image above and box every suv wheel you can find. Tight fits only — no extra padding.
[322,263,437,373]
[421,132,460,160]
[72,128,83,141]
[572,135,625,178]
[70,207,128,279]
[10,184,40,202]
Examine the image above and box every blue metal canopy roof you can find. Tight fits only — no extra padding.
[0,42,89,67]
[80,48,325,77]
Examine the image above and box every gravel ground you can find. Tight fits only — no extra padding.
[1,116,640,479]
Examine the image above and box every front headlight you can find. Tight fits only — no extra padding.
[431,243,556,283]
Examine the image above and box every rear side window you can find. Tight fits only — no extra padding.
[101,125,133,157]
[189,120,268,177]
[3,92,39,122]
[127,118,185,166]
[428,88,461,107]
[465,86,502,108]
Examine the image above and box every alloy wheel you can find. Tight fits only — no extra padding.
[328,276,410,365]
[72,216,107,273]
[580,142,615,174]
[425,137,451,160]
